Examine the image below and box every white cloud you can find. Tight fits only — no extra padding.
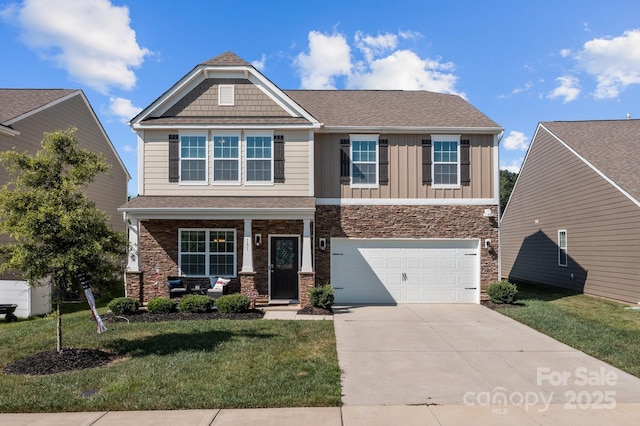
[548,75,581,102]
[4,0,150,93]
[559,48,571,58]
[252,54,266,71]
[502,131,529,151]
[500,158,524,174]
[294,31,352,89]
[577,29,640,99]
[122,145,136,153]
[294,30,463,96]
[108,97,142,123]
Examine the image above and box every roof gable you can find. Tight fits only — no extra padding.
[540,120,640,205]
[200,51,251,67]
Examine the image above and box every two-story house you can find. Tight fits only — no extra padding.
[120,52,502,306]
[0,89,130,317]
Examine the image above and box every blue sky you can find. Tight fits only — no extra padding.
[2,0,640,196]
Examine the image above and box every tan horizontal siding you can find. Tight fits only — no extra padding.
[314,133,496,199]
[501,126,640,304]
[143,130,310,196]
[1,94,128,233]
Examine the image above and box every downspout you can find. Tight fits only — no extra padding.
[495,130,505,282]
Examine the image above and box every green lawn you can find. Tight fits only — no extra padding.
[0,308,341,412]
[495,282,640,378]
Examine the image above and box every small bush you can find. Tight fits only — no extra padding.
[487,280,518,304]
[147,297,175,314]
[310,284,334,309]
[216,294,250,313]
[178,294,213,313]
[107,297,140,315]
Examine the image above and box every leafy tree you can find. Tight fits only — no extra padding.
[500,169,518,216]
[0,128,127,351]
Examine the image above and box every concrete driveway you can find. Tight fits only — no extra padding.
[333,304,640,409]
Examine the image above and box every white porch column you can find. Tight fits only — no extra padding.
[127,219,140,271]
[241,219,254,273]
[301,219,313,273]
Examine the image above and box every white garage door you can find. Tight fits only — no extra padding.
[330,238,479,304]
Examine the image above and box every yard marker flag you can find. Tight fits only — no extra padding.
[79,273,107,334]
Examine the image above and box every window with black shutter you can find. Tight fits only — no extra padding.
[168,134,179,182]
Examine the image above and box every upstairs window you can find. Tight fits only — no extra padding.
[246,135,273,183]
[213,135,240,183]
[351,135,378,187]
[180,135,207,182]
[432,136,460,187]
[558,230,568,267]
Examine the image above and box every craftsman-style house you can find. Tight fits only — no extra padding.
[120,52,502,306]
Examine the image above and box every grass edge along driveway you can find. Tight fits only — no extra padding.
[495,282,640,379]
[0,310,341,413]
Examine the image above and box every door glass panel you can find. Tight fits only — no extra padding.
[275,239,295,270]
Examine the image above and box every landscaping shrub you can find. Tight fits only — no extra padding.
[147,297,175,314]
[107,297,139,315]
[178,294,213,313]
[216,294,250,313]
[310,284,334,309]
[487,280,518,304]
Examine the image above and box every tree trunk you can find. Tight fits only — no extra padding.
[56,301,62,352]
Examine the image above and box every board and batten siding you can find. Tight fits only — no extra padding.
[501,126,640,304]
[0,94,128,234]
[142,129,311,196]
[314,133,496,199]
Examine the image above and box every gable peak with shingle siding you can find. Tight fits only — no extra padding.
[0,89,78,124]
[539,119,640,205]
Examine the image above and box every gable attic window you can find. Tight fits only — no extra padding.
[218,85,235,106]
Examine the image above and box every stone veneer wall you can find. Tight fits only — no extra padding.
[133,219,307,303]
[314,205,499,299]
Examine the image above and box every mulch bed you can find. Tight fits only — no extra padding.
[4,306,333,376]
[482,300,524,309]
[3,348,117,376]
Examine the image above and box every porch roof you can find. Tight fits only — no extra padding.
[119,196,316,220]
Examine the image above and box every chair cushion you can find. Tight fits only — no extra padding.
[167,279,183,289]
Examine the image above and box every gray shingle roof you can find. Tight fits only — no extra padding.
[0,89,77,123]
[120,196,316,210]
[542,120,640,202]
[200,51,252,67]
[285,90,501,129]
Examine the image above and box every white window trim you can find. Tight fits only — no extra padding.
[558,230,568,267]
[178,228,237,277]
[244,131,274,185]
[431,134,461,189]
[350,134,379,189]
[212,132,241,185]
[178,131,208,185]
[218,84,235,106]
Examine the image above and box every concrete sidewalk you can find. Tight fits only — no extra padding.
[3,404,640,425]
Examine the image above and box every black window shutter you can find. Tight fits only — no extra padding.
[379,139,389,185]
[340,138,350,184]
[274,135,285,183]
[460,139,470,186]
[422,139,432,184]
[168,134,179,183]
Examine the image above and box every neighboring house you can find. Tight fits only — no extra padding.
[501,120,640,305]
[120,52,503,306]
[0,89,130,316]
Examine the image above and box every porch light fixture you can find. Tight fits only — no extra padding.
[483,208,495,218]
[319,238,327,251]
[254,234,261,246]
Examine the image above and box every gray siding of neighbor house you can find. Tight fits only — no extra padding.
[0,94,128,234]
[315,133,496,199]
[501,126,640,304]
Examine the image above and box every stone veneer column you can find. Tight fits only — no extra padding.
[298,272,315,307]
[240,272,256,297]
[125,271,143,303]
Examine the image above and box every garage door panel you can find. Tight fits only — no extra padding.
[331,239,479,304]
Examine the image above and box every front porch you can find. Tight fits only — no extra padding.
[120,196,316,306]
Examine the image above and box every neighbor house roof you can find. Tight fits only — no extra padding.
[285,90,501,130]
[0,89,77,123]
[541,120,640,202]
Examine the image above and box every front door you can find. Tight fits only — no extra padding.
[270,236,299,300]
